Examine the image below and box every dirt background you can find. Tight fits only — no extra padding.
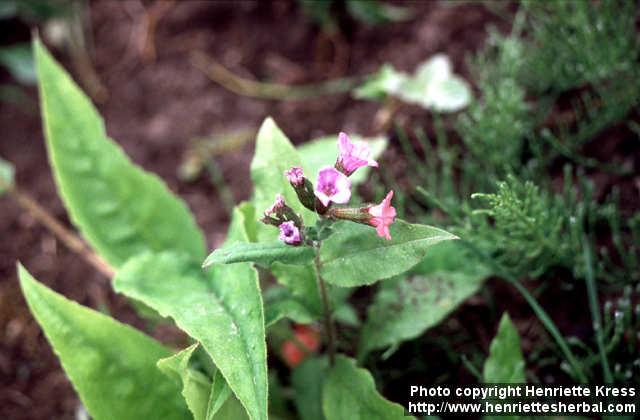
[0,1,591,418]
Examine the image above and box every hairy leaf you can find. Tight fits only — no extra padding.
[359,241,490,357]
[158,344,211,420]
[113,252,267,420]
[34,38,205,267]
[483,313,526,383]
[18,264,189,420]
[320,220,458,286]
[203,241,314,268]
[264,286,316,327]
[322,356,407,420]
[292,357,329,420]
[207,369,233,419]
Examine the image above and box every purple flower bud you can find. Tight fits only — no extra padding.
[264,194,285,217]
[336,132,378,176]
[314,166,351,207]
[285,167,304,186]
[278,221,302,245]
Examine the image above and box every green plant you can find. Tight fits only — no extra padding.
[17,38,462,420]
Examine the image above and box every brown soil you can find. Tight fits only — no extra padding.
[1,1,610,418]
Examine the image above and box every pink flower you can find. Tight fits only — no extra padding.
[279,221,302,245]
[285,167,304,186]
[265,194,285,216]
[314,166,351,207]
[336,132,378,176]
[367,190,396,240]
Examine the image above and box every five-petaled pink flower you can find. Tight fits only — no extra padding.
[279,221,302,245]
[265,194,285,216]
[314,166,351,207]
[336,132,378,176]
[367,190,396,240]
[285,167,304,186]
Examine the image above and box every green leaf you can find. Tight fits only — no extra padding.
[396,54,471,112]
[297,135,387,187]
[17,264,190,420]
[250,118,316,241]
[113,251,267,420]
[271,263,323,318]
[353,64,407,101]
[33,38,205,267]
[203,241,314,268]
[322,356,407,420]
[292,357,329,420]
[207,369,233,419]
[0,156,15,196]
[354,56,471,112]
[158,344,211,420]
[0,43,35,84]
[319,220,458,287]
[264,286,316,327]
[483,313,526,383]
[358,241,490,357]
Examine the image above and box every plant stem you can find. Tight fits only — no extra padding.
[313,243,335,366]
[583,236,613,383]
[8,186,115,279]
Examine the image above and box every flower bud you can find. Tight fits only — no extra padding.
[325,190,396,240]
[285,167,316,211]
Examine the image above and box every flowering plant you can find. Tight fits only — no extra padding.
[16,39,458,420]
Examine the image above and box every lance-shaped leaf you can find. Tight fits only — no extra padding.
[483,313,526,383]
[33,38,205,267]
[17,264,190,420]
[158,344,211,420]
[322,356,407,420]
[203,241,314,268]
[358,240,490,357]
[113,252,267,420]
[319,220,457,286]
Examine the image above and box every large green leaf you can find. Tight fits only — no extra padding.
[17,264,189,420]
[34,38,205,267]
[319,220,457,286]
[250,118,316,241]
[297,135,387,188]
[358,241,491,357]
[322,356,407,420]
[113,252,267,420]
[203,241,314,268]
[158,344,211,420]
[292,357,329,420]
[483,313,526,383]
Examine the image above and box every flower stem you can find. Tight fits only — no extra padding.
[313,243,335,366]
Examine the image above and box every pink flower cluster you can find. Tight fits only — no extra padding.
[267,131,396,244]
